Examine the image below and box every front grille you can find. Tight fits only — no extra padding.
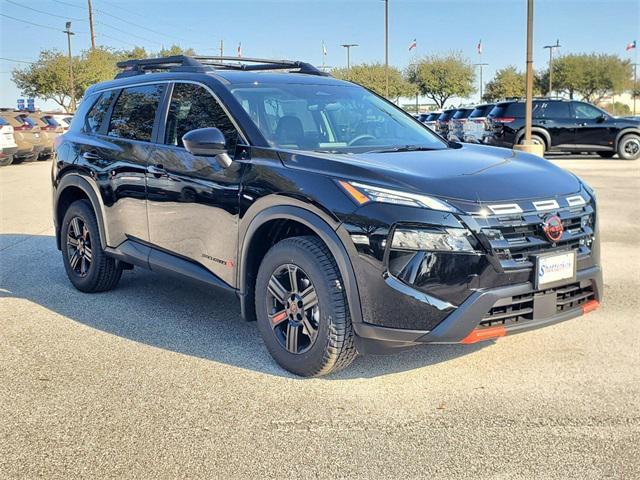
[477,202,595,269]
[479,280,595,328]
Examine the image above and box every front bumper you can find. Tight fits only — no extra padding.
[1,146,18,156]
[353,265,602,354]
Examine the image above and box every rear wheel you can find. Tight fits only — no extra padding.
[617,134,640,160]
[0,155,13,167]
[61,200,122,293]
[255,236,357,377]
[520,134,546,152]
[597,151,615,158]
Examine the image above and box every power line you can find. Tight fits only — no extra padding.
[94,20,163,46]
[0,57,36,64]
[0,13,87,33]
[4,0,87,22]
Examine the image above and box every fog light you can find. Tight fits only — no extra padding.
[391,228,476,252]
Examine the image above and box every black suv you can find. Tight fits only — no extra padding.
[53,56,603,376]
[486,99,640,159]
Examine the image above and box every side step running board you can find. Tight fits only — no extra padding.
[105,239,234,292]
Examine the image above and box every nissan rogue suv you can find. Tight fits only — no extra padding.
[53,56,603,376]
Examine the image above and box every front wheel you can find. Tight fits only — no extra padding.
[255,236,357,377]
[0,155,13,167]
[617,134,640,160]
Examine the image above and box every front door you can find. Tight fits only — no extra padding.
[572,101,616,148]
[146,82,245,287]
[533,100,575,148]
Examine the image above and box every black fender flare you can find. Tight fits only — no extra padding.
[614,128,640,149]
[514,127,551,149]
[55,173,109,250]
[238,205,363,325]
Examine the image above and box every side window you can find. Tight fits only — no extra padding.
[573,102,602,120]
[535,101,571,118]
[164,83,239,153]
[107,84,164,142]
[84,91,115,133]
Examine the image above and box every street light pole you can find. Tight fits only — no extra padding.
[63,21,76,112]
[384,0,389,98]
[524,0,534,144]
[543,39,561,96]
[87,0,95,49]
[633,62,638,115]
[474,63,488,101]
[341,44,358,77]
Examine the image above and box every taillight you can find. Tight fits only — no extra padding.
[473,119,484,124]
[492,117,515,123]
[14,124,32,131]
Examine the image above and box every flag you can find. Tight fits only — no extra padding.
[237,42,242,58]
[322,41,327,56]
[477,39,482,55]
[408,38,417,51]
[626,40,637,51]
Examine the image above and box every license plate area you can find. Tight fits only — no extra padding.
[534,251,576,289]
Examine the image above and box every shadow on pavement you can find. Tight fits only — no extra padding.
[1,233,489,379]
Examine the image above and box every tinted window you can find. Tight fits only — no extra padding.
[41,116,61,127]
[85,91,115,134]
[16,114,37,127]
[488,103,525,118]
[164,83,239,152]
[426,113,440,121]
[438,111,454,121]
[533,101,570,118]
[573,102,603,120]
[108,84,164,142]
[0,117,7,126]
[469,105,494,118]
[452,109,472,119]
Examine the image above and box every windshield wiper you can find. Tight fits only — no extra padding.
[365,145,439,154]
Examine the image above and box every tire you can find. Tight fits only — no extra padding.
[61,199,123,293]
[597,151,615,158]
[0,156,13,167]
[255,236,357,377]
[617,134,640,160]
[520,134,546,152]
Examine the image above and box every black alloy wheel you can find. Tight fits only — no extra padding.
[66,216,93,277]
[266,263,319,354]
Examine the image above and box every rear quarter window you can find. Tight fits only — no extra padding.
[84,91,116,134]
[107,84,164,142]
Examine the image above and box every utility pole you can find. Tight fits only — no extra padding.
[474,63,488,101]
[384,0,389,98]
[341,44,358,76]
[524,0,534,144]
[87,0,95,49]
[63,21,76,113]
[543,39,561,96]
[633,63,638,115]
[219,39,224,57]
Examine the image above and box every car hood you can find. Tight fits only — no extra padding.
[279,144,582,203]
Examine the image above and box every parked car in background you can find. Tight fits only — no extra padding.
[463,103,495,143]
[0,110,43,162]
[486,99,640,160]
[35,114,65,158]
[448,107,474,141]
[423,112,441,132]
[45,113,74,131]
[0,116,18,166]
[436,108,456,137]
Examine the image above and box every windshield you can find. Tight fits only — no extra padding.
[230,83,446,153]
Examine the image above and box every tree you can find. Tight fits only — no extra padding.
[158,44,196,57]
[539,53,632,102]
[482,66,526,101]
[406,52,475,108]
[332,63,415,100]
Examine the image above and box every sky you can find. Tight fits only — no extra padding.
[1,0,638,111]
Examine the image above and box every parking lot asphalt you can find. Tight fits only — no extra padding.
[1,156,639,479]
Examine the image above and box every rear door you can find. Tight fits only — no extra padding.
[146,81,245,286]
[81,84,165,245]
[533,101,574,147]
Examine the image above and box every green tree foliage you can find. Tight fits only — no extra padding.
[406,52,475,108]
[601,101,631,115]
[332,63,415,99]
[539,53,633,102]
[12,45,197,111]
[482,66,526,101]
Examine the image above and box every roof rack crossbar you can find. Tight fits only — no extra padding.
[115,55,329,79]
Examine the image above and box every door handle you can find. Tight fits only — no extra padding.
[82,151,100,161]
[147,164,166,176]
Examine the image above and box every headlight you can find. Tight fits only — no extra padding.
[391,227,476,252]
[338,180,456,212]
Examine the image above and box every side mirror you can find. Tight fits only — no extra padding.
[182,127,233,168]
[597,113,607,123]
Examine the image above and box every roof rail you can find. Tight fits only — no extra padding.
[115,55,330,79]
